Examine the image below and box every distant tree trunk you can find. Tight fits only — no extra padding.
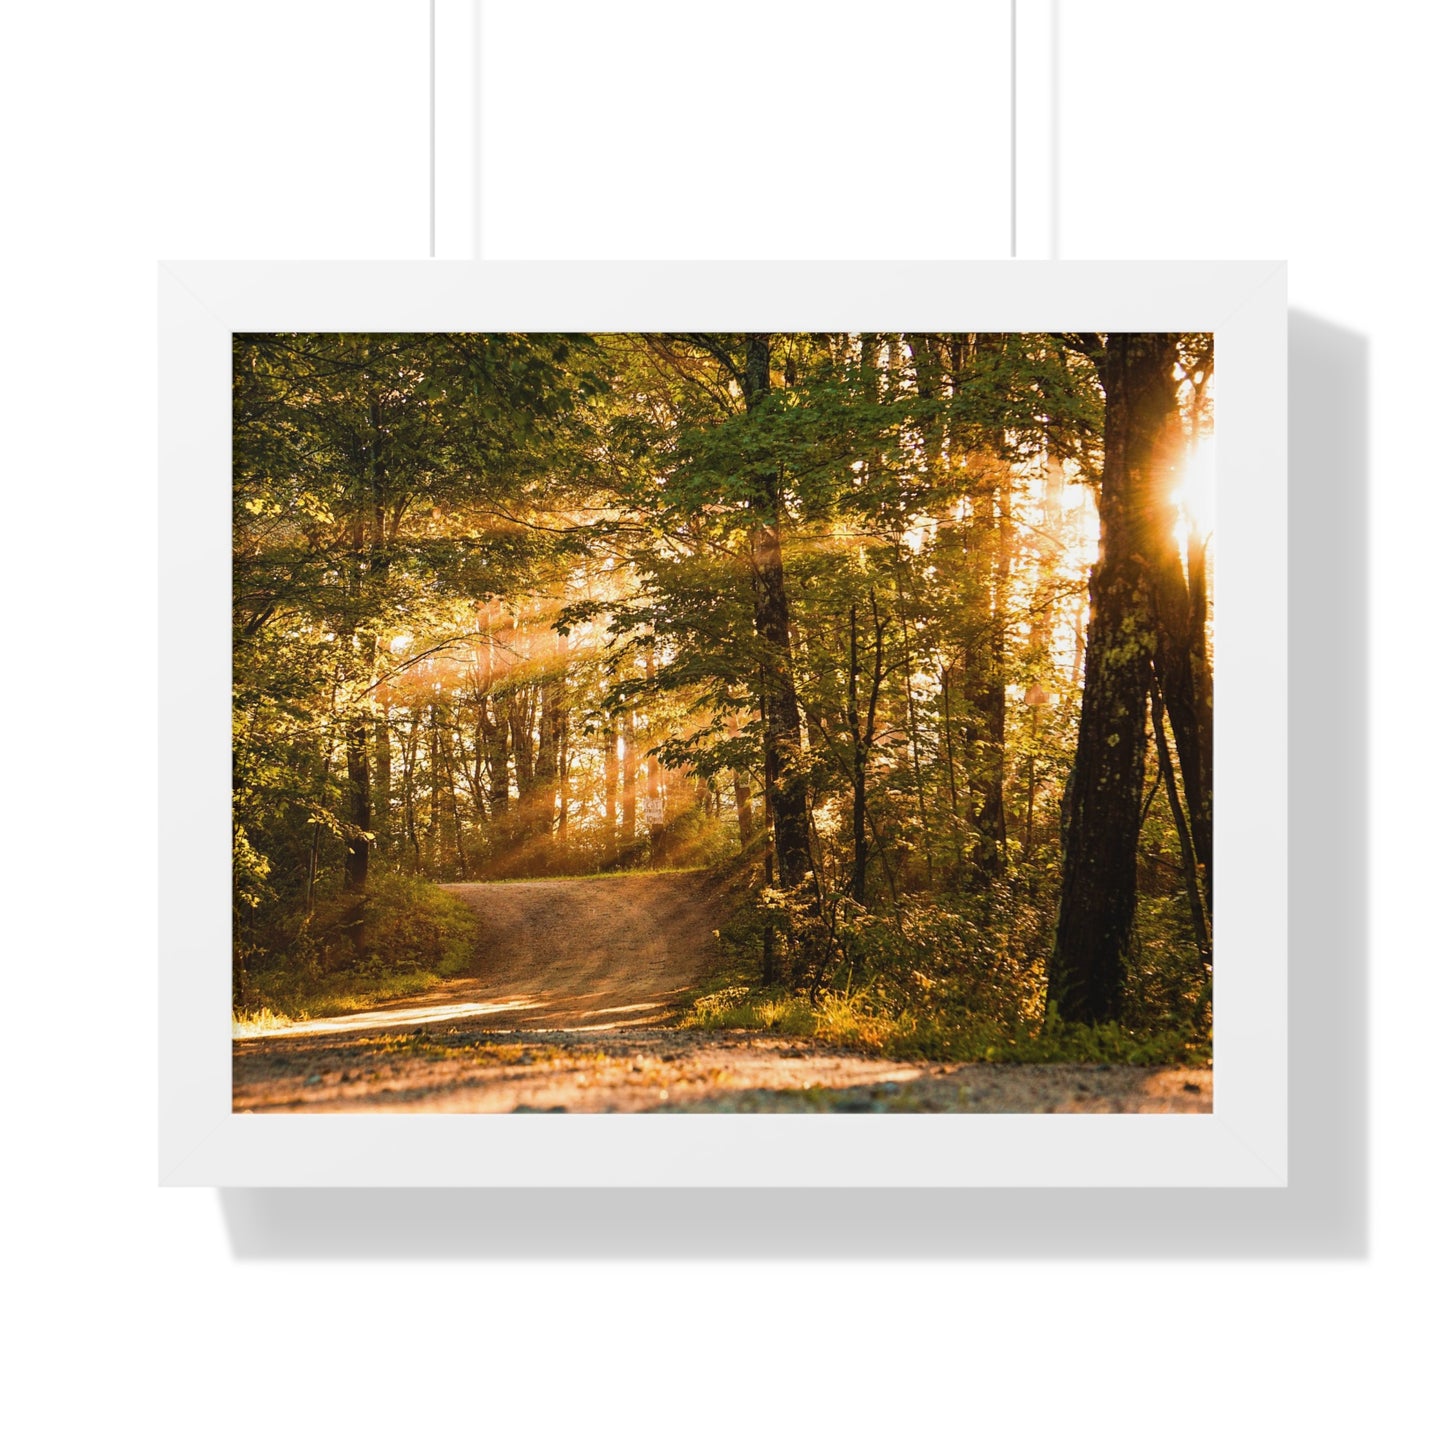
[733,769,755,846]
[433,715,466,875]
[556,705,571,844]
[305,738,334,911]
[938,662,966,875]
[426,704,442,871]
[462,715,489,822]
[758,668,778,986]
[344,720,371,892]
[743,332,813,891]
[1048,333,1180,1024]
[963,500,1010,879]
[372,712,391,855]
[893,556,935,889]
[621,708,638,844]
[602,716,619,850]
[480,696,510,820]
[401,713,421,866]
[535,677,560,841]
[846,592,886,905]
[509,686,539,840]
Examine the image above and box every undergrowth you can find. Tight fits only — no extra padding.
[677,880,1211,1067]
[232,873,478,1033]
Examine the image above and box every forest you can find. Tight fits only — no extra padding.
[232,329,1215,1068]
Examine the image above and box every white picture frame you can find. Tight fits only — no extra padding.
[160,259,1286,1187]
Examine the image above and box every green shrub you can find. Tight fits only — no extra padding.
[233,872,478,1026]
[348,873,478,977]
[685,878,1210,1067]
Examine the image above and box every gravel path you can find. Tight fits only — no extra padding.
[233,1024,1212,1113]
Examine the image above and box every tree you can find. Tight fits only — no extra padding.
[1048,332,1182,1023]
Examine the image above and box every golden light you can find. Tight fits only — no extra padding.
[389,633,412,655]
[1172,434,1216,559]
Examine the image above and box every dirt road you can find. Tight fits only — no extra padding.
[232,871,1212,1114]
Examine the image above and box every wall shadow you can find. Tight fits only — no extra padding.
[219,310,1368,1260]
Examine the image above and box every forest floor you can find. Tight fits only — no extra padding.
[232,872,1212,1115]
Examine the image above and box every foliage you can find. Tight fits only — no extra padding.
[680,875,1210,1064]
[233,873,478,1025]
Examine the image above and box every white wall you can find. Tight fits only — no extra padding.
[5,3,1433,1439]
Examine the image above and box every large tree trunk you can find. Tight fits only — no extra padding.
[1185,528,1213,911]
[1147,485,1214,916]
[743,332,813,891]
[1048,333,1179,1024]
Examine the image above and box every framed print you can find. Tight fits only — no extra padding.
[159,260,1286,1186]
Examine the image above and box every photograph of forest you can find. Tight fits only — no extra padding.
[232,330,1215,1115]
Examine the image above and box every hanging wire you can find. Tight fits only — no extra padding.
[1010,0,1018,258]
[429,0,437,258]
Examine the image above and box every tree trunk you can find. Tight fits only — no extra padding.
[1143,425,1214,917]
[1150,671,1211,967]
[845,592,886,905]
[602,716,618,851]
[621,708,637,844]
[962,483,1010,879]
[480,696,510,820]
[509,686,539,841]
[733,769,755,846]
[437,716,468,875]
[848,602,869,903]
[534,677,560,841]
[401,713,421,866]
[743,332,813,891]
[344,720,370,892]
[372,712,391,855]
[1048,333,1179,1024]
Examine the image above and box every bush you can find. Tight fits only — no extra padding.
[347,873,478,977]
[233,872,478,1025]
[684,875,1210,1066]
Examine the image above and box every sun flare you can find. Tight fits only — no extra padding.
[1172,433,1216,560]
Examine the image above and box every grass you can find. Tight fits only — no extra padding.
[678,975,1210,1068]
[463,865,708,884]
[672,883,1211,1068]
[234,874,482,1036]
[231,961,473,1036]
[355,1035,609,1066]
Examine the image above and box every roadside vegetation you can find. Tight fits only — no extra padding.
[678,880,1210,1067]
[233,875,477,1033]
